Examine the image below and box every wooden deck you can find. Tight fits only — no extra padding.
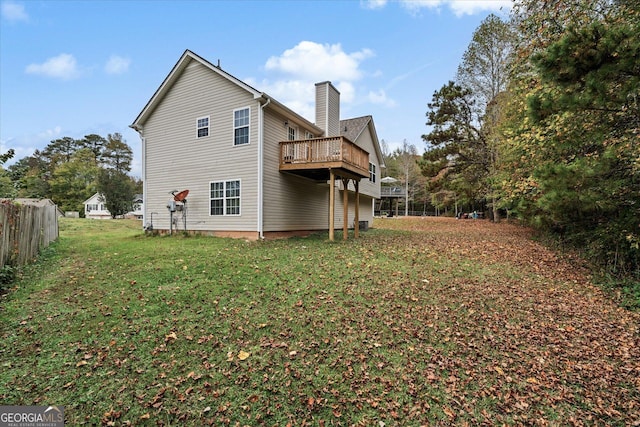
[381,186,406,198]
[279,136,370,181]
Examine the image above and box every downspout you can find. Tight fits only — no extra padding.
[130,124,146,230]
[258,96,271,239]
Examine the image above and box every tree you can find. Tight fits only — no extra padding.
[7,153,50,198]
[41,137,81,167]
[49,149,99,214]
[0,168,13,198]
[97,168,135,218]
[395,140,418,216]
[80,134,108,165]
[457,14,515,115]
[95,133,136,218]
[499,0,639,274]
[0,149,15,197]
[420,81,489,214]
[102,133,133,173]
[1,149,14,165]
[456,13,515,221]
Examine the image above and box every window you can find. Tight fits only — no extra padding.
[287,126,297,141]
[305,131,315,139]
[369,162,376,183]
[210,180,241,216]
[87,203,98,212]
[197,116,209,138]
[234,108,250,145]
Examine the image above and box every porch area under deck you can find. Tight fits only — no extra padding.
[279,137,370,241]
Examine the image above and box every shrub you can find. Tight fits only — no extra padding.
[0,265,16,291]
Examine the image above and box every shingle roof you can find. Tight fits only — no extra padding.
[340,115,372,142]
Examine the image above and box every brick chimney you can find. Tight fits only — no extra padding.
[315,81,340,137]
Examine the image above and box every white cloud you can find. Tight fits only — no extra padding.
[265,41,373,82]
[248,78,316,120]
[256,41,376,122]
[361,0,387,10]
[398,0,512,16]
[0,126,63,167]
[105,55,131,75]
[25,54,81,80]
[368,89,396,107]
[1,1,28,22]
[447,0,512,16]
[37,126,62,140]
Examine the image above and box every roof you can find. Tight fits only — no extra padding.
[83,192,102,204]
[130,50,385,166]
[341,116,371,142]
[131,49,322,134]
[340,115,386,168]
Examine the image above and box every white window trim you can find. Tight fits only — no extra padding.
[287,125,298,141]
[232,107,251,146]
[196,115,210,139]
[369,162,376,183]
[209,179,242,216]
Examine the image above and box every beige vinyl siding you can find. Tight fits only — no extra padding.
[261,110,375,232]
[332,191,374,228]
[262,111,330,231]
[327,86,341,136]
[143,60,259,232]
[351,125,381,200]
[315,82,341,137]
[315,84,327,135]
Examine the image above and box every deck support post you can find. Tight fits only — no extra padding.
[354,180,360,238]
[342,178,349,240]
[329,170,335,241]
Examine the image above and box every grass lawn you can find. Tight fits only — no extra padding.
[1,217,638,426]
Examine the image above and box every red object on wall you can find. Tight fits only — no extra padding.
[173,189,189,202]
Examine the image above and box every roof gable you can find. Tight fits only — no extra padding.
[83,193,102,205]
[340,115,385,168]
[131,50,263,129]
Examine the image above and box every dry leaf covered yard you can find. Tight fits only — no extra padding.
[1,217,638,425]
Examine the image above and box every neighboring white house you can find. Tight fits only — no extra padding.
[130,50,384,240]
[126,194,144,220]
[84,193,111,219]
[83,193,144,220]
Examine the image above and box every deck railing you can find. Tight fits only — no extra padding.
[381,186,406,197]
[279,136,369,174]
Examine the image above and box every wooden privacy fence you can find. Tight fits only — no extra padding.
[0,200,59,268]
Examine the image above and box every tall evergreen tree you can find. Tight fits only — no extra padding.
[420,81,489,212]
[97,168,135,218]
[95,133,136,217]
[102,133,133,173]
[500,0,639,274]
[80,134,108,165]
[0,149,14,165]
[41,137,81,167]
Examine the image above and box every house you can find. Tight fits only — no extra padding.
[130,50,384,240]
[83,193,111,219]
[125,194,144,220]
[83,193,144,220]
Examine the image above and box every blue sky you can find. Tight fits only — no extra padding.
[0,0,511,177]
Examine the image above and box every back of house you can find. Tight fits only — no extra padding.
[131,50,383,239]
